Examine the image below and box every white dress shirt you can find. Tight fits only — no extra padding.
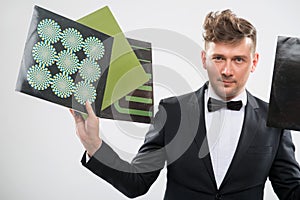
[204,84,247,189]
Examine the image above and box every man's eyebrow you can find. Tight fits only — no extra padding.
[211,54,225,57]
[232,55,248,59]
[211,54,248,58]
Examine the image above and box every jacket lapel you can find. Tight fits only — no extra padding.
[219,92,260,189]
[192,83,218,188]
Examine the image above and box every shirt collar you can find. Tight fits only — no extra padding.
[207,84,247,107]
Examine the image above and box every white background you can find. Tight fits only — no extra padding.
[1,0,300,199]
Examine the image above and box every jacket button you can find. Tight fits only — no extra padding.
[216,193,222,200]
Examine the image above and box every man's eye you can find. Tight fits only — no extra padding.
[213,56,223,61]
[235,57,244,63]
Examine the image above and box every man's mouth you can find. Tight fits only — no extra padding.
[222,80,234,84]
[217,78,235,85]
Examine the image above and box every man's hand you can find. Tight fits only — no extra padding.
[70,101,102,156]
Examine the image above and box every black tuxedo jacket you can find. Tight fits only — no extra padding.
[82,83,300,200]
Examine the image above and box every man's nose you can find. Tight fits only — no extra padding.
[221,60,233,76]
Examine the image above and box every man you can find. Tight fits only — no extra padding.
[70,9,300,199]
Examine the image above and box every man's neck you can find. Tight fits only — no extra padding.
[207,84,247,104]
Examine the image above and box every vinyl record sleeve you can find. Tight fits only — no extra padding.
[15,5,114,116]
[267,36,300,131]
[101,38,154,124]
[77,7,154,123]
[16,5,153,123]
[77,6,149,111]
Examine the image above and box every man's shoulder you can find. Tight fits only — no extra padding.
[247,91,269,112]
[160,89,201,106]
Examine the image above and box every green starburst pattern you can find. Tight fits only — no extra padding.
[37,19,61,44]
[27,64,52,90]
[83,36,105,60]
[79,58,101,83]
[56,50,79,74]
[74,81,97,105]
[32,41,57,66]
[61,28,83,52]
[51,73,74,98]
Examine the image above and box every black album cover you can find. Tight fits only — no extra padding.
[267,36,300,131]
[15,5,113,115]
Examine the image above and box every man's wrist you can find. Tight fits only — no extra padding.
[86,139,102,157]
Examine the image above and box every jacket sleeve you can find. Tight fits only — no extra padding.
[269,130,300,200]
[81,103,167,198]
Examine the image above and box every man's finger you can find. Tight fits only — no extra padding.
[69,109,76,117]
[69,109,86,135]
[69,109,85,124]
[85,101,96,117]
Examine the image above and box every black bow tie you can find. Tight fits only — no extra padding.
[207,97,243,112]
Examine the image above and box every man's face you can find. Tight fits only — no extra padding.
[202,37,259,101]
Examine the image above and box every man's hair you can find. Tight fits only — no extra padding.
[203,9,257,52]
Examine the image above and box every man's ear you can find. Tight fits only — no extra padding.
[251,52,259,72]
[201,50,207,69]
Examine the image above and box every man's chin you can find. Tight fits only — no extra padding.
[216,89,236,100]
